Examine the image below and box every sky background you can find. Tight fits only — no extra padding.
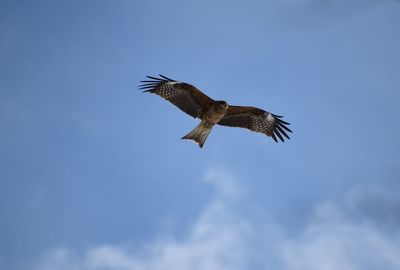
[1,0,400,269]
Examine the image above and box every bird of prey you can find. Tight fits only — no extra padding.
[140,75,292,148]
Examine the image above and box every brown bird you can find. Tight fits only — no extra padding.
[140,75,292,148]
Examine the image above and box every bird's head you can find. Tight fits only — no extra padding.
[217,100,229,109]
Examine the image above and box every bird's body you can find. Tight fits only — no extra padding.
[201,100,229,124]
[181,100,228,147]
[140,75,292,148]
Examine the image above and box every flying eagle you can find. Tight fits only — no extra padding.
[140,75,292,148]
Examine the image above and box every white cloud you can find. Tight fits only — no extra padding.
[34,169,400,270]
[280,201,400,270]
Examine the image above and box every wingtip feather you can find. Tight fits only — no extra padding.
[159,74,174,81]
[277,122,292,133]
[276,125,290,140]
[146,75,163,81]
[274,129,284,142]
[270,132,278,143]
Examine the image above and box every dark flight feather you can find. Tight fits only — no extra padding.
[140,74,214,119]
[217,106,292,142]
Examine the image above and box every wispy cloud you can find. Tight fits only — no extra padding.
[34,169,400,270]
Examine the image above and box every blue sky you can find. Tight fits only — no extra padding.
[1,0,400,269]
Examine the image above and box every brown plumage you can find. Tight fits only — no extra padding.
[140,74,292,148]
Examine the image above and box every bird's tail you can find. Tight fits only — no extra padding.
[181,122,213,148]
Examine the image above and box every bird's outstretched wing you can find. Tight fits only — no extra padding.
[217,105,292,142]
[139,75,214,119]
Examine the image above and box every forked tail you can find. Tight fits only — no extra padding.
[181,122,213,148]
